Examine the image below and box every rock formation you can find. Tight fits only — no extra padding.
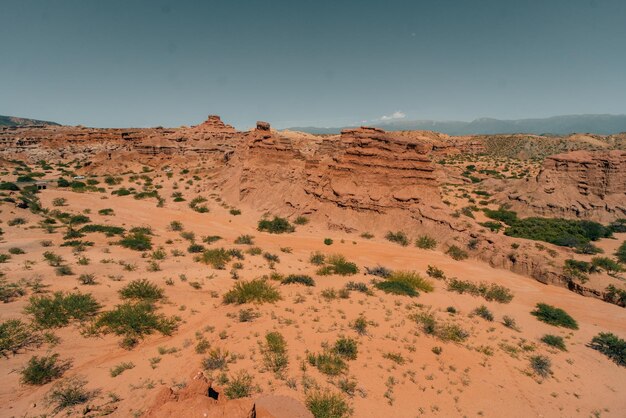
[504,150,626,222]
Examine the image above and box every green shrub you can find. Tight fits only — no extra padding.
[308,351,348,376]
[591,257,624,275]
[616,241,626,263]
[531,303,578,329]
[388,271,433,292]
[385,231,409,246]
[484,208,518,225]
[189,196,209,213]
[78,274,96,285]
[196,248,231,269]
[25,292,100,328]
[98,208,114,216]
[45,376,94,412]
[374,281,418,297]
[306,390,351,418]
[605,285,626,306]
[223,279,281,304]
[446,278,514,303]
[203,235,222,244]
[446,245,468,260]
[202,347,230,370]
[589,332,626,366]
[324,238,334,246]
[317,254,358,276]
[119,231,152,251]
[0,319,40,357]
[541,334,566,351]
[95,302,178,349]
[257,216,295,234]
[262,332,288,374]
[294,216,309,225]
[79,224,125,236]
[224,371,256,399]
[529,355,551,377]
[333,337,358,360]
[234,234,254,245]
[480,221,503,232]
[110,361,135,377]
[119,279,164,302]
[426,265,445,279]
[0,181,19,191]
[282,274,315,286]
[504,217,611,249]
[415,235,437,249]
[310,251,326,265]
[187,243,205,253]
[473,305,494,321]
[55,265,74,276]
[0,279,26,302]
[21,354,71,385]
[8,247,25,255]
[411,311,469,342]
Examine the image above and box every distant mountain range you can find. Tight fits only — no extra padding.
[0,115,60,127]
[287,114,626,135]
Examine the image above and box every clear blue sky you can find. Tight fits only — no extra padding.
[1,0,625,129]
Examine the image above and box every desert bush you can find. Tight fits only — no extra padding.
[224,371,256,399]
[282,274,315,286]
[55,265,74,276]
[234,234,254,245]
[324,238,334,246]
[45,376,94,413]
[8,217,27,226]
[317,254,358,276]
[223,279,281,304]
[484,208,518,225]
[119,279,164,302]
[446,245,468,260]
[203,235,223,244]
[541,334,566,351]
[591,257,624,275]
[411,311,469,342]
[473,305,494,321]
[385,231,409,246]
[119,231,152,251]
[294,216,309,225]
[8,247,25,255]
[502,315,518,330]
[344,281,372,295]
[351,316,368,335]
[43,251,64,267]
[79,224,125,236]
[415,235,437,249]
[480,221,503,232]
[446,278,514,303]
[185,243,204,253]
[95,302,178,349]
[21,354,71,385]
[426,265,445,279]
[168,221,184,231]
[257,216,295,234]
[308,351,348,376]
[306,390,351,418]
[0,279,27,302]
[196,248,231,269]
[98,208,114,215]
[589,332,626,366]
[25,292,100,328]
[365,265,392,278]
[0,319,40,357]
[262,331,288,374]
[616,241,626,264]
[238,308,260,322]
[110,362,135,377]
[531,303,578,329]
[202,347,230,370]
[333,337,358,360]
[504,217,611,249]
[310,251,326,265]
[78,274,96,285]
[189,196,209,213]
[605,285,626,306]
[529,355,551,377]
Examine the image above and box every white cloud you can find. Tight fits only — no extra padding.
[380,111,406,121]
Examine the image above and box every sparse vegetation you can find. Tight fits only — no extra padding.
[25,292,100,328]
[282,274,315,286]
[306,390,351,418]
[385,231,409,246]
[262,331,288,374]
[0,319,40,357]
[446,245,468,260]
[223,279,281,304]
[529,355,552,377]
[257,216,295,234]
[196,248,232,269]
[21,354,71,385]
[415,235,437,249]
[541,334,566,351]
[317,254,358,276]
[119,279,164,302]
[446,278,514,303]
[531,303,578,330]
[589,332,626,366]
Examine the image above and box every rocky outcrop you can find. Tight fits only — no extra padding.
[305,127,440,212]
[145,371,312,418]
[504,150,626,222]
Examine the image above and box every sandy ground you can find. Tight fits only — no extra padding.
[0,172,625,418]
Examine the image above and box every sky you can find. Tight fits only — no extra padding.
[1,0,625,129]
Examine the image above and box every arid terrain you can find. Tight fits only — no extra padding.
[0,116,625,418]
